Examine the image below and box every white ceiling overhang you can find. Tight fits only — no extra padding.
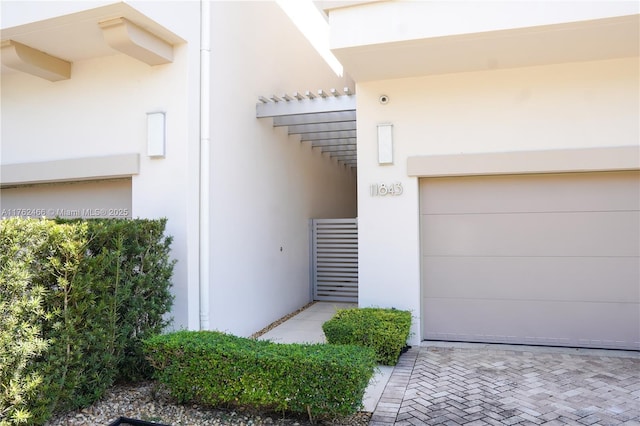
[0,2,184,81]
[257,89,357,169]
[329,13,639,81]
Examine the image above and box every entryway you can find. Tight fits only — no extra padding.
[256,301,392,413]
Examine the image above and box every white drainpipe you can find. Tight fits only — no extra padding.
[199,0,211,330]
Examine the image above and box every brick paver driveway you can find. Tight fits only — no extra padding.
[371,342,640,425]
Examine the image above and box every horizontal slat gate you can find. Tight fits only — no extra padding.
[312,218,358,302]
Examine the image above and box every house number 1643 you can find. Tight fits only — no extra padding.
[370,182,403,196]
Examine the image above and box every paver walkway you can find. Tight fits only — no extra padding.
[371,342,640,426]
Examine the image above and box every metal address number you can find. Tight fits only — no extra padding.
[370,182,403,196]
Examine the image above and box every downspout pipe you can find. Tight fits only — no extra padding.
[199,0,211,330]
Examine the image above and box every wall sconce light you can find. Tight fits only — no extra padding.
[377,123,393,165]
[147,112,166,158]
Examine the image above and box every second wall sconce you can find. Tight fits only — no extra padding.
[377,123,393,165]
[147,112,166,158]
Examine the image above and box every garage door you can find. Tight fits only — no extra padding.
[1,179,132,219]
[421,171,639,350]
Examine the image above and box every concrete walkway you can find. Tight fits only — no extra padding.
[371,342,640,426]
[257,302,394,412]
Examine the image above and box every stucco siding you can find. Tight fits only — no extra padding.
[356,57,639,344]
[1,0,357,337]
[207,1,356,337]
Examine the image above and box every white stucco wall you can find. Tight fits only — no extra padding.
[1,1,202,331]
[207,1,356,337]
[2,1,357,338]
[356,57,639,343]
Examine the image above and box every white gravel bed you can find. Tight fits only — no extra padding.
[43,381,372,426]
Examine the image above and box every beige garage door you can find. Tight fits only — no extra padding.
[1,179,132,219]
[421,171,639,350]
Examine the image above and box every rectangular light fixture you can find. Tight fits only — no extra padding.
[147,112,166,158]
[377,123,393,165]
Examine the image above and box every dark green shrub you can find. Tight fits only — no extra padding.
[322,307,412,365]
[0,218,175,425]
[144,331,377,420]
[60,218,175,382]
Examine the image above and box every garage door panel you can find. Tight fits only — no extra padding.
[422,211,639,257]
[420,171,640,214]
[420,171,639,350]
[1,179,132,218]
[423,298,640,350]
[423,256,640,303]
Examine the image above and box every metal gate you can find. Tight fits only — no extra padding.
[311,218,358,302]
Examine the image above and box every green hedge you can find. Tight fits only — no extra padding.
[55,218,175,382]
[144,331,377,420]
[0,218,174,425]
[322,307,412,366]
[0,219,52,425]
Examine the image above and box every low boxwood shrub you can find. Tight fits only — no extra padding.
[143,331,377,420]
[322,307,412,366]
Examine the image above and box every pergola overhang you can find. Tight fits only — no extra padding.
[256,88,357,169]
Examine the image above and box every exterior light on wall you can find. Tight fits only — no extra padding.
[147,112,166,158]
[377,123,393,165]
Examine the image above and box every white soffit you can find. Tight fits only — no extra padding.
[0,2,184,77]
[257,88,357,168]
[330,14,640,81]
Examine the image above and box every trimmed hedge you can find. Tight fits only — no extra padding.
[0,218,174,425]
[322,307,412,366]
[143,331,377,420]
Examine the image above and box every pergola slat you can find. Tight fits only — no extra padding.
[257,89,357,168]
[273,111,356,127]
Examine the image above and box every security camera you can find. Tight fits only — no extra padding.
[379,95,389,104]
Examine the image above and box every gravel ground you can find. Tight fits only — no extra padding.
[44,381,372,426]
[45,302,372,425]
